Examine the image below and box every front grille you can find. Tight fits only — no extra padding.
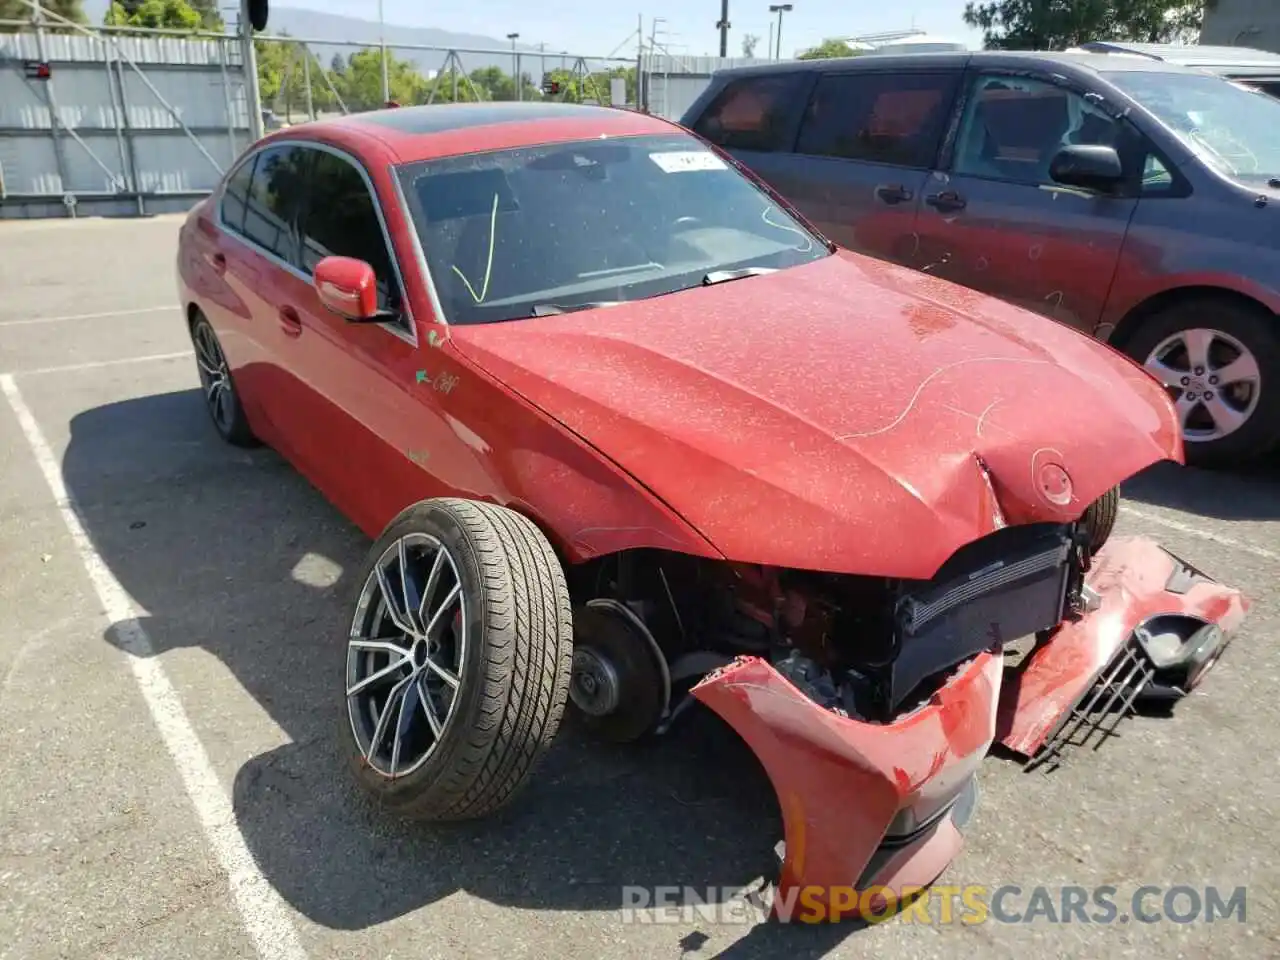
[889,524,1077,713]
[1026,636,1156,773]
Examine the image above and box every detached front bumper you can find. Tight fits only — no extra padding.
[691,650,1002,922]
[689,536,1246,922]
[996,536,1248,769]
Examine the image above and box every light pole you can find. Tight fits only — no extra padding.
[507,32,520,100]
[238,0,264,139]
[715,0,729,58]
[378,0,389,104]
[769,3,792,59]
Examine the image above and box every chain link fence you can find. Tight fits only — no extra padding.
[251,33,639,124]
[1,5,746,218]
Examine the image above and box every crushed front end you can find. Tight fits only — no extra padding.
[692,521,1089,921]
[567,518,1247,923]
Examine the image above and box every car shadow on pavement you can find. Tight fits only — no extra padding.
[1121,453,1280,521]
[66,390,855,959]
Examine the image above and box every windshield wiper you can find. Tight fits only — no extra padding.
[701,267,778,286]
[529,301,623,317]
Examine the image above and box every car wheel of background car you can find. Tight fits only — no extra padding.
[1081,485,1119,554]
[343,497,574,820]
[1123,296,1280,466]
[189,312,257,448]
[569,604,667,743]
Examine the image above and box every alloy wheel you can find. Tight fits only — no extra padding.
[346,533,467,779]
[1143,327,1262,443]
[193,323,235,434]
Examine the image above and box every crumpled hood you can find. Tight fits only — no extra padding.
[449,252,1181,579]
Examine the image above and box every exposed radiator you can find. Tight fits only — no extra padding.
[889,524,1077,711]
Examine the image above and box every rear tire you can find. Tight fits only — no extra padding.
[342,498,574,821]
[1121,296,1280,467]
[190,312,257,448]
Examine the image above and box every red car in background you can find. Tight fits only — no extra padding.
[175,102,1246,921]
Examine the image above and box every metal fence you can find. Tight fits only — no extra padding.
[249,32,638,122]
[0,24,251,218]
[0,13,760,220]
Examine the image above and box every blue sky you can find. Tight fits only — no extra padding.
[293,0,986,58]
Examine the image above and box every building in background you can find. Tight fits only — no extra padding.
[1201,0,1280,53]
[845,29,969,55]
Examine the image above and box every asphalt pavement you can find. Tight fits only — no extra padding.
[1,214,1277,959]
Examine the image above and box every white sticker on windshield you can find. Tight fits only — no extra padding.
[648,150,727,173]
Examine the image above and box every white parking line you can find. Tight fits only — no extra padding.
[7,351,193,377]
[0,305,176,327]
[0,374,308,960]
[1120,503,1279,563]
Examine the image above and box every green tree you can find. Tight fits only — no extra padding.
[331,48,430,110]
[0,0,87,29]
[256,35,335,120]
[188,0,222,30]
[255,36,288,107]
[423,68,486,102]
[540,66,636,106]
[963,0,1206,49]
[797,38,861,60]
[104,0,200,30]
[741,33,761,57]
[467,65,537,102]
[542,67,583,102]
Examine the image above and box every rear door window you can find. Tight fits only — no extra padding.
[689,72,808,152]
[219,156,255,233]
[795,70,960,168]
[240,144,307,264]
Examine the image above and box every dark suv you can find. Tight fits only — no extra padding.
[680,51,1280,465]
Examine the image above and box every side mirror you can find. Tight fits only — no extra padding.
[1049,144,1124,193]
[314,256,380,321]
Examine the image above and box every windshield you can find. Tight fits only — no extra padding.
[395,133,829,325]
[1103,70,1280,184]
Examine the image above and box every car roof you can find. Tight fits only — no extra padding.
[273,101,684,165]
[704,48,1205,80]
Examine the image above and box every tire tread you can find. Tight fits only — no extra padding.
[353,497,572,821]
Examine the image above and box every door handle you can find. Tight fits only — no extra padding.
[211,251,227,274]
[875,183,913,204]
[278,305,303,337]
[925,190,967,212]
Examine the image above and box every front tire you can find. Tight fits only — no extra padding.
[343,498,573,821]
[1122,296,1280,466]
[1081,486,1119,554]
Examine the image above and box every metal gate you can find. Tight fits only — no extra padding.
[0,4,721,220]
[0,7,251,219]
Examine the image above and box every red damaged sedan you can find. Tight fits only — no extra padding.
[176,102,1247,920]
